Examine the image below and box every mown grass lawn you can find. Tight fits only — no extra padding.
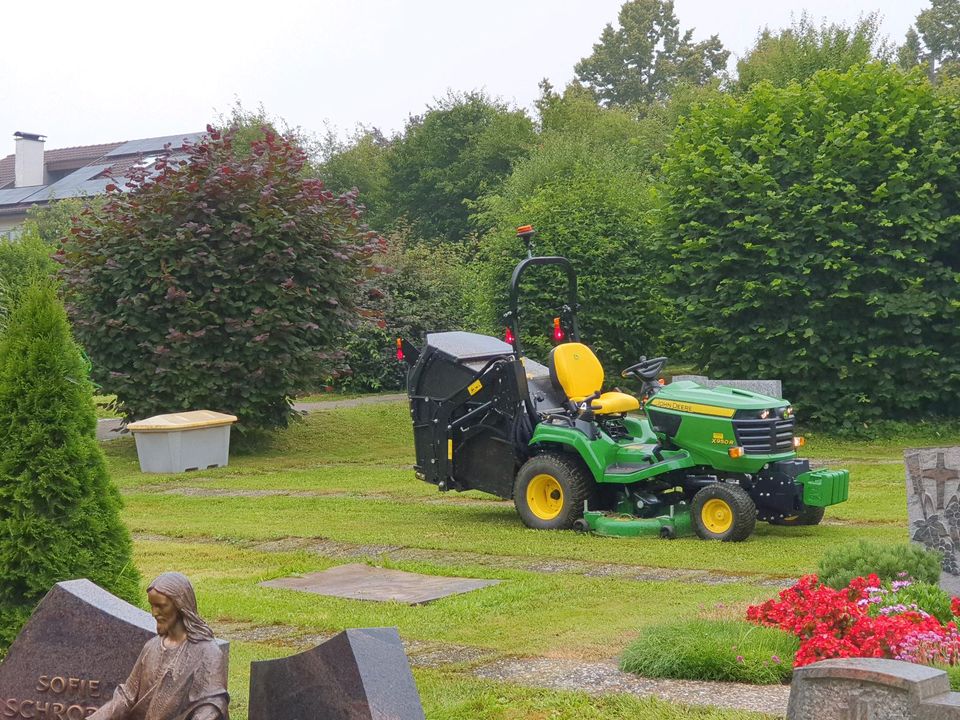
[104,401,956,719]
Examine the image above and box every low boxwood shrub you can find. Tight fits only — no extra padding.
[868,581,955,625]
[818,541,942,590]
[619,619,797,684]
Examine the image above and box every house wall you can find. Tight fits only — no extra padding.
[0,214,25,240]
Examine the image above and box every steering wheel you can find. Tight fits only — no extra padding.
[621,356,668,380]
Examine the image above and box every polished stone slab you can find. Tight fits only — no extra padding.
[260,563,500,604]
[248,627,425,720]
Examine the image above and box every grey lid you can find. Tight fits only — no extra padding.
[426,331,513,362]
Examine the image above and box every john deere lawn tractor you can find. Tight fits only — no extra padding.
[399,226,849,541]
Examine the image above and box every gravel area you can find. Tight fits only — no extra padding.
[96,393,408,440]
[473,657,789,717]
[212,620,788,716]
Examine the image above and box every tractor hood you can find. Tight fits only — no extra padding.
[648,381,789,418]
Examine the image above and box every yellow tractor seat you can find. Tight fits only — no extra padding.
[548,342,640,415]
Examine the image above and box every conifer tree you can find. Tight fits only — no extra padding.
[0,283,139,651]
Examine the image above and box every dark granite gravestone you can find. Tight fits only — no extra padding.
[248,627,425,720]
[905,447,960,595]
[0,579,228,720]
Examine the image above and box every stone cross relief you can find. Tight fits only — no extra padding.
[906,448,960,580]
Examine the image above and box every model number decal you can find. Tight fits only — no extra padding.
[711,432,734,445]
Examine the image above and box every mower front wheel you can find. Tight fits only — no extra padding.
[514,453,593,530]
[692,483,756,542]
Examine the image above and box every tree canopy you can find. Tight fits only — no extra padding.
[574,0,728,107]
[383,91,536,243]
[736,13,888,91]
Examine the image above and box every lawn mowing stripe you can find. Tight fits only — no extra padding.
[121,489,907,576]
[133,531,791,586]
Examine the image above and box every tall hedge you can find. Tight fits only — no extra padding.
[0,284,139,652]
[60,126,382,429]
[660,64,960,426]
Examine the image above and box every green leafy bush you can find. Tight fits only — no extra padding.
[0,283,140,652]
[659,64,960,426]
[818,541,942,589]
[59,126,381,430]
[619,619,797,684]
[334,231,475,392]
[476,147,668,370]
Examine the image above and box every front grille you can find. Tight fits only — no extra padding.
[732,417,795,454]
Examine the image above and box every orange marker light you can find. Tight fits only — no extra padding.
[793,436,806,448]
[728,446,745,459]
[516,224,534,235]
[395,338,404,362]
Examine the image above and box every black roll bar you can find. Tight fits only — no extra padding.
[504,256,580,358]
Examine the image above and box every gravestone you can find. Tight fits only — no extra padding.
[904,447,960,595]
[787,657,960,719]
[0,579,228,719]
[248,627,425,720]
[671,375,782,399]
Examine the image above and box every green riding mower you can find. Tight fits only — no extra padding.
[399,227,849,541]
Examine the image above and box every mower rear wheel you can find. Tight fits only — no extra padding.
[769,506,825,526]
[514,453,593,530]
[692,483,756,542]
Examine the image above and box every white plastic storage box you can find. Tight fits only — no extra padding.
[127,410,238,473]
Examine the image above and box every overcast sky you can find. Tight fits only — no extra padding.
[0,0,929,152]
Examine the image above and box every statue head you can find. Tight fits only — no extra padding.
[147,572,215,643]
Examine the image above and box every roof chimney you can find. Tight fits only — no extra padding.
[14,131,46,187]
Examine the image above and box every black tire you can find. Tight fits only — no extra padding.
[768,505,825,526]
[691,483,757,542]
[514,453,593,530]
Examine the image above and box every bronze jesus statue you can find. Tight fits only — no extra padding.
[90,572,230,720]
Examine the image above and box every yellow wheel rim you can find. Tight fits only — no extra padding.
[527,473,564,520]
[702,498,734,534]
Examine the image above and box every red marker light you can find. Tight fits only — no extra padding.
[552,317,565,343]
[505,326,515,345]
[395,338,404,362]
[516,224,534,236]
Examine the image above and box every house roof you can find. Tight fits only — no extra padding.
[0,132,205,216]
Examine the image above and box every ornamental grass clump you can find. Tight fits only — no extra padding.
[747,573,960,668]
[619,618,797,684]
[0,283,140,652]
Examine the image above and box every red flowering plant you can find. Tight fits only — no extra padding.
[747,574,959,667]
